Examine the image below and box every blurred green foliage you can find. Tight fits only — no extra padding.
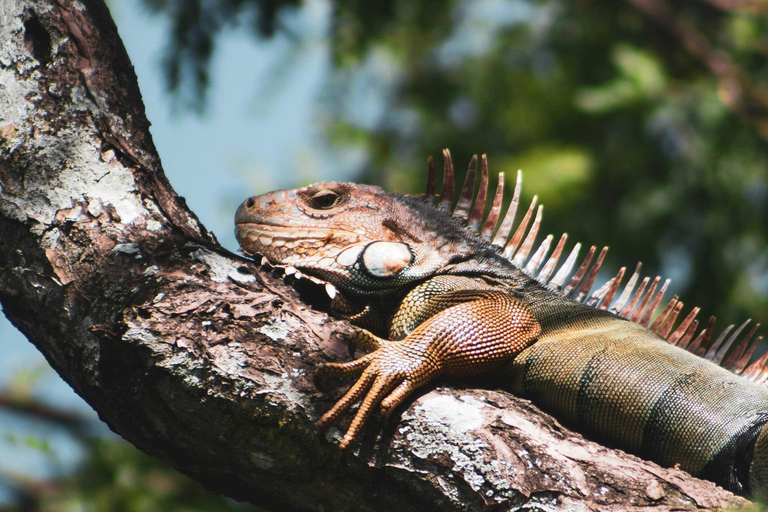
[59,440,263,512]
[2,438,264,512]
[144,0,768,325]
[0,365,263,512]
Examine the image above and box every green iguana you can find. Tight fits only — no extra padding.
[234,150,768,500]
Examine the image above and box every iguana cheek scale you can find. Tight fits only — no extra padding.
[235,150,768,500]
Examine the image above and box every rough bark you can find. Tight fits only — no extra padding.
[0,0,756,510]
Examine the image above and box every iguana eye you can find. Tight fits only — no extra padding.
[309,190,341,209]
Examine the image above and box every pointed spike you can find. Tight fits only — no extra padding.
[550,243,582,290]
[468,155,490,231]
[712,319,751,365]
[640,279,670,327]
[453,155,477,220]
[630,276,661,323]
[739,336,762,372]
[650,296,678,334]
[481,172,505,240]
[504,196,538,258]
[438,149,455,211]
[742,349,768,381]
[620,277,650,319]
[668,306,700,345]
[525,234,552,275]
[562,246,596,297]
[573,246,609,303]
[745,352,768,385]
[610,262,642,315]
[756,363,768,386]
[426,156,436,202]
[587,267,622,308]
[537,233,568,284]
[585,279,610,307]
[511,204,543,264]
[687,316,716,356]
[735,335,762,375]
[597,267,626,310]
[703,324,734,361]
[724,323,760,372]
[658,301,684,339]
[677,319,699,350]
[492,170,522,246]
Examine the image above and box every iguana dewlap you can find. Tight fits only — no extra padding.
[235,150,768,499]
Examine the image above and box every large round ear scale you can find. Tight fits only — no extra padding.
[360,241,413,278]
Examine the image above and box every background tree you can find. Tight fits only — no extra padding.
[149,0,768,322]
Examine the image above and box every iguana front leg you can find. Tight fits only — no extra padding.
[315,291,541,453]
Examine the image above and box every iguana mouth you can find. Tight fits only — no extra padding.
[235,222,362,263]
[236,223,334,246]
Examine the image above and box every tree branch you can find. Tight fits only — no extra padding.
[628,0,768,138]
[0,393,90,430]
[0,0,754,510]
[696,0,768,14]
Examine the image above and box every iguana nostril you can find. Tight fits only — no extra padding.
[246,197,255,209]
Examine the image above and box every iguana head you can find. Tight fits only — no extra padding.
[235,179,485,294]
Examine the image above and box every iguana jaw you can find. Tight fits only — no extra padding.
[235,220,363,267]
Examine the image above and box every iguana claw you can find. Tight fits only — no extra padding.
[314,293,540,454]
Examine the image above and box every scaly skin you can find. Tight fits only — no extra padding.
[314,290,540,452]
[235,175,768,499]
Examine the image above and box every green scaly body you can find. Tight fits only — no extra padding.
[509,290,768,493]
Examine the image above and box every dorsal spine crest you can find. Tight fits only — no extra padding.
[429,149,764,383]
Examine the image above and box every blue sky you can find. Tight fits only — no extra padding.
[112,0,344,251]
